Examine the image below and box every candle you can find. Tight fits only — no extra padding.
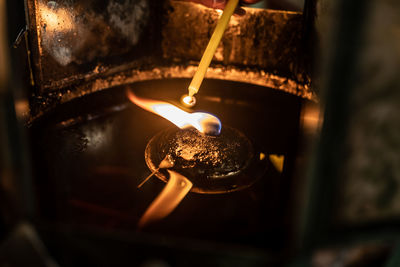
[188,0,239,97]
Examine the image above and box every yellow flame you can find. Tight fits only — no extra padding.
[138,170,192,228]
[269,154,284,173]
[181,94,196,107]
[127,90,221,135]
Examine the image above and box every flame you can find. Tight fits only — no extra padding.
[127,90,221,135]
[269,154,284,173]
[181,94,196,107]
[138,170,193,228]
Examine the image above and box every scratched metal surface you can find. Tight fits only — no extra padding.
[25,0,313,119]
[29,78,305,249]
[27,0,162,91]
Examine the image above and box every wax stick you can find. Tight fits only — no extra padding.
[188,0,239,97]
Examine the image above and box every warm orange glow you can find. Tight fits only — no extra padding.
[127,90,221,135]
[138,170,192,228]
[181,94,196,107]
[39,4,74,32]
[269,154,284,173]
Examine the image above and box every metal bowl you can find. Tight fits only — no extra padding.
[145,126,268,194]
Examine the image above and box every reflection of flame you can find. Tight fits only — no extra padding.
[127,90,221,135]
[40,4,74,32]
[138,170,193,228]
[39,3,76,66]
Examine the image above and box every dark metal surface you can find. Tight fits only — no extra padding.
[26,0,163,92]
[1,0,35,233]
[29,78,304,251]
[163,2,305,81]
[25,0,309,91]
[24,0,314,120]
[37,223,277,267]
[145,126,267,194]
[301,0,400,252]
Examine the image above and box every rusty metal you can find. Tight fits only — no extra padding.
[163,2,306,81]
[144,126,267,194]
[25,0,314,121]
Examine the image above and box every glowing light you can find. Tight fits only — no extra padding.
[269,154,284,173]
[127,90,221,135]
[181,94,196,107]
[138,170,192,228]
[40,4,74,32]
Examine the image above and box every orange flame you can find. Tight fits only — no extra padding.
[127,90,221,135]
[138,170,193,228]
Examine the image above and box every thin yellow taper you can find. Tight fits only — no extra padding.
[188,0,239,97]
